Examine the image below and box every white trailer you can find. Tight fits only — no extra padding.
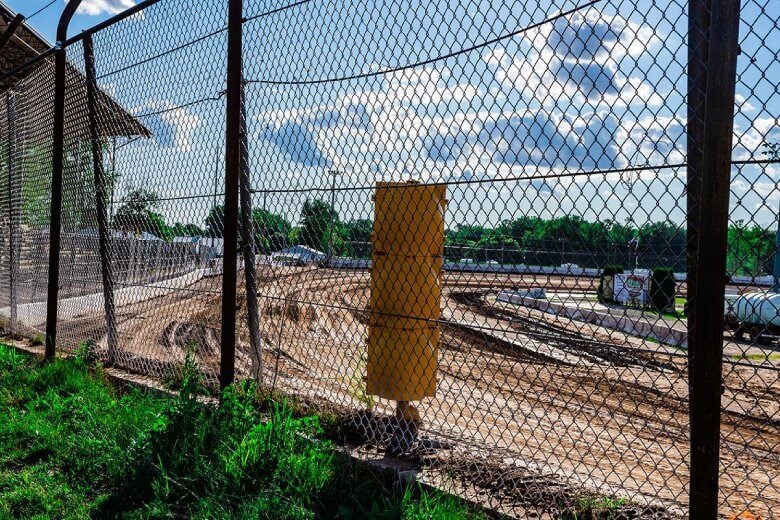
[725,292,780,342]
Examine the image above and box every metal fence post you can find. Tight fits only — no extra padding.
[773,204,780,291]
[238,79,263,382]
[687,0,711,370]
[0,14,25,54]
[688,0,741,517]
[220,0,243,390]
[83,33,119,364]
[45,0,83,359]
[6,90,18,337]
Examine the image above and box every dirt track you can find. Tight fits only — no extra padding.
[68,265,778,518]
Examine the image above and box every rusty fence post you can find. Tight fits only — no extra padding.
[220,0,243,390]
[687,0,711,378]
[83,33,119,364]
[688,0,741,518]
[6,90,18,337]
[238,79,263,382]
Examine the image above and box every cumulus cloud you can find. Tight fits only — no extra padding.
[617,115,686,167]
[262,122,330,168]
[486,10,660,109]
[69,0,137,16]
[258,8,675,186]
[733,116,780,161]
[134,101,200,151]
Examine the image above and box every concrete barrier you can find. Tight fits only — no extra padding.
[497,290,688,348]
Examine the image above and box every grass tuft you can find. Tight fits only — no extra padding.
[0,343,481,519]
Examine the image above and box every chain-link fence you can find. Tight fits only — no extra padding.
[0,0,778,517]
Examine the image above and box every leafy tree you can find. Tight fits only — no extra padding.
[205,205,227,238]
[171,222,206,237]
[299,199,339,253]
[339,219,373,258]
[204,204,292,253]
[252,208,292,253]
[727,220,776,276]
[112,188,172,240]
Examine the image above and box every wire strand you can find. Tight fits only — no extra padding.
[246,0,601,86]
[26,0,58,20]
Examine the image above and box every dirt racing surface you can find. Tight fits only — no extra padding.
[60,265,779,518]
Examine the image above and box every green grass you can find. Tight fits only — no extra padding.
[0,343,483,519]
[730,352,780,362]
[560,495,629,520]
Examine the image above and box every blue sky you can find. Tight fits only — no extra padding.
[4,0,131,41]
[7,0,780,231]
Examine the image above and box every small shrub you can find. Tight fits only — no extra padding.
[650,267,676,313]
[597,265,624,303]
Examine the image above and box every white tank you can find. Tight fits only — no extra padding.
[732,292,780,327]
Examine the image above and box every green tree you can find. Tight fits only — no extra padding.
[204,204,291,253]
[299,199,339,253]
[112,188,172,240]
[252,208,292,253]
[205,205,226,238]
[340,219,373,258]
[171,222,206,237]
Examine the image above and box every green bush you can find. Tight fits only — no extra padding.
[597,265,624,303]
[650,267,676,313]
[0,345,482,520]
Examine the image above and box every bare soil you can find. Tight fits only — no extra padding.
[51,266,780,518]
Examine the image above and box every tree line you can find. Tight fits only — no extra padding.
[109,192,776,276]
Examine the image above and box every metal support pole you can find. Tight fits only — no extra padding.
[220,0,243,390]
[45,0,83,359]
[238,79,263,381]
[6,90,18,336]
[687,0,711,377]
[688,0,740,518]
[83,34,119,364]
[0,14,25,54]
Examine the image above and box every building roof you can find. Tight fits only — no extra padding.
[0,2,150,139]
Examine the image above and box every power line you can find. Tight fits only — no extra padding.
[247,162,689,195]
[246,0,601,86]
[96,0,313,81]
[26,0,58,21]
[133,92,225,118]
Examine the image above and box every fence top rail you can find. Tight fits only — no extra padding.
[0,0,163,87]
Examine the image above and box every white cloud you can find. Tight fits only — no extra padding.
[485,10,661,112]
[733,116,780,160]
[68,0,137,16]
[257,7,679,198]
[133,101,200,151]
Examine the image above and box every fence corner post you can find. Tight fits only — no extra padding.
[220,0,243,390]
[45,0,83,359]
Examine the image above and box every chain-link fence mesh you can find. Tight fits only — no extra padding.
[0,0,777,517]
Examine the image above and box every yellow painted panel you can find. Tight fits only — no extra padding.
[366,319,439,401]
[369,254,443,322]
[373,182,446,255]
[366,181,446,400]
